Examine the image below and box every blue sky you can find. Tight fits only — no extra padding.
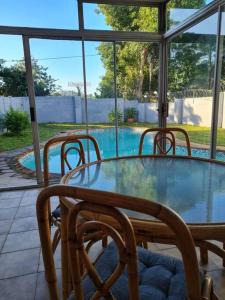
[0,0,222,95]
[0,1,109,94]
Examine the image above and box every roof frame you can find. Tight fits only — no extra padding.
[0,26,162,42]
[81,0,170,8]
[164,0,225,40]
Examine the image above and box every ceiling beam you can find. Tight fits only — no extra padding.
[164,0,225,40]
[0,26,162,42]
[81,0,169,7]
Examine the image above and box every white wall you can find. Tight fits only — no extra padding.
[182,97,213,127]
[1,93,225,127]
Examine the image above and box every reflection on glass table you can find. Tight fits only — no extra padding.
[66,156,225,224]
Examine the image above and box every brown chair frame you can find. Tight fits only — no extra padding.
[139,128,212,264]
[138,127,192,156]
[43,134,101,252]
[36,185,219,300]
[43,134,101,185]
[61,140,85,176]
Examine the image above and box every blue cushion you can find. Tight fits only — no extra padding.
[52,206,60,219]
[81,242,187,300]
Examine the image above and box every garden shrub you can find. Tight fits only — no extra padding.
[4,107,29,135]
[125,107,137,121]
[108,110,123,123]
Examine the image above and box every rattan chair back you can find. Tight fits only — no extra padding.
[138,127,192,156]
[37,185,202,300]
[43,134,101,185]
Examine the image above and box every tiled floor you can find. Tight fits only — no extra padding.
[0,188,225,299]
[0,151,36,189]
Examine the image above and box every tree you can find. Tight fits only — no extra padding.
[0,59,60,96]
[96,1,208,101]
[168,36,216,95]
[96,5,158,101]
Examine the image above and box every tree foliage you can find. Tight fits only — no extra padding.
[168,36,216,94]
[95,1,217,101]
[96,5,159,101]
[0,59,61,96]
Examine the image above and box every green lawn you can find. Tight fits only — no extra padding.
[1,122,225,152]
[0,123,110,152]
[127,123,225,147]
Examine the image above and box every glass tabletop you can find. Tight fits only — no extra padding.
[65,156,225,224]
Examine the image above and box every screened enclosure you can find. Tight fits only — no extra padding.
[0,0,224,189]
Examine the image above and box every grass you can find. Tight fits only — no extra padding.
[0,123,109,152]
[126,123,225,147]
[1,122,225,152]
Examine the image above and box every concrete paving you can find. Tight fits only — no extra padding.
[0,188,224,299]
[0,151,36,189]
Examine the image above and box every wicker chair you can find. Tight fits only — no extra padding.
[138,127,192,156]
[43,134,101,252]
[36,185,219,300]
[139,127,211,265]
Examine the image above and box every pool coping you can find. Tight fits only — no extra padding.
[4,129,84,181]
[6,126,225,181]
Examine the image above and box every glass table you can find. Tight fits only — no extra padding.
[62,155,225,265]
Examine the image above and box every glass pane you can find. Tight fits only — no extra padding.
[167,13,218,158]
[115,41,159,156]
[85,41,116,159]
[25,39,84,180]
[167,0,215,30]
[216,7,225,161]
[0,0,78,29]
[0,35,38,188]
[83,3,158,32]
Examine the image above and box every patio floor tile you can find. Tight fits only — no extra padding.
[38,243,61,272]
[15,205,36,219]
[0,248,40,279]
[0,198,21,209]
[0,235,6,251]
[23,189,40,198]
[35,269,62,300]
[20,196,37,207]
[208,269,225,299]
[0,188,225,299]
[0,207,17,221]
[0,273,37,300]
[2,230,40,253]
[0,220,12,235]
[10,216,38,233]
[0,191,24,200]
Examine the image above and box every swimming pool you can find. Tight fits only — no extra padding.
[19,127,225,174]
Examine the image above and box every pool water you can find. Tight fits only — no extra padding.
[20,127,225,173]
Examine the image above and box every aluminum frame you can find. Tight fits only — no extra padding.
[113,42,119,157]
[210,5,224,158]
[81,0,169,7]
[164,0,225,40]
[164,0,225,159]
[22,36,43,184]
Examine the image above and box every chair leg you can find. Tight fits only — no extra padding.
[52,228,61,253]
[223,242,225,267]
[60,203,71,300]
[37,209,60,299]
[102,236,108,248]
[211,292,219,300]
[200,246,208,265]
[142,241,148,249]
[136,241,148,249]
